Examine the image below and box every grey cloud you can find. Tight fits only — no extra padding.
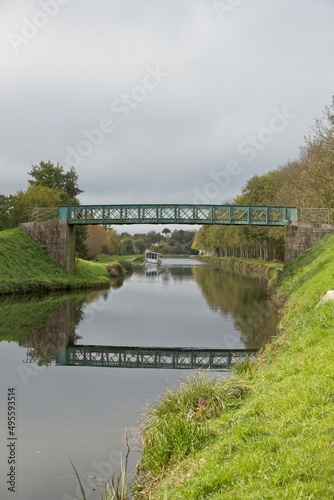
[1,0,334,213]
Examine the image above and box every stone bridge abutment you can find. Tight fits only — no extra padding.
[285,222,334,261]
[20,219,75,272]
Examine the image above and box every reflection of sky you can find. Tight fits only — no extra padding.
[77,262,241,349]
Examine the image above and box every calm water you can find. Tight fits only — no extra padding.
[0,258,278,500]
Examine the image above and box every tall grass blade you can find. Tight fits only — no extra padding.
[70,460,87,500]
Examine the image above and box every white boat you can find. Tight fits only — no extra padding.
[144,249,162,265]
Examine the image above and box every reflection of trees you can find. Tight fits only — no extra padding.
[192,266,279,349]
[136,266,194,282]
[24,299,79,365]
[161,267,194,282]
[23,290,113,365]
[84,290,109,304]
[0,291,98,365]
[0,293,80,342]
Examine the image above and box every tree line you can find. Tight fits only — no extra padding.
[85,226,197,259]
[192,96,334,260]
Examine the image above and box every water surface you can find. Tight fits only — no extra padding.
[0,258,278,499]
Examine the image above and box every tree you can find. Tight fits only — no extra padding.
[28,161,82,202]
[0,195,12,230]
[121,238,134,255]
[147,230,160,244]
[132,234,150,254]
[105,229,121,255]
[21,184,66,207]
[28,161,87,257]
[0,186,66,229]
[85,225,107,259]
[162,228,171,239]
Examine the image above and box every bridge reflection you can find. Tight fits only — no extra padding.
[56,345,257,370]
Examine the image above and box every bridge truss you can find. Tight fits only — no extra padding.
[58,204,298,226]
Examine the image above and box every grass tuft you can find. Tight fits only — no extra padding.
[137,372,252,484]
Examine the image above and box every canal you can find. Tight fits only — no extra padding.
[0,258,278,500]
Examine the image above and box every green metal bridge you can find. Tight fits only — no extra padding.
[56,345,257,370]
[58,204,298,226]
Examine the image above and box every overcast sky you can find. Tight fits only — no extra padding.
[1,0,334,213]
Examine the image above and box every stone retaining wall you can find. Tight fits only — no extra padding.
[285,222,334,261]
[20,220,75,272]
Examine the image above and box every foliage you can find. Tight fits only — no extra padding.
[118,259,134,275]
[0,185,64,229]
[120,237,134,255]
[28,161,83,201]
[106,262,126,279]
[83,228,198,260]
[85,225,109,259]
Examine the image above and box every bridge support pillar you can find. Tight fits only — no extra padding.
[285,222,334,261]
[20,219,75,272]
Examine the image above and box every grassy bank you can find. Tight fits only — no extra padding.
[135,234,334,499]
[0,228,110,294]
[96,253,143,265]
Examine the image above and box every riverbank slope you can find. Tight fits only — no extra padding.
[0,228,110,294]
[136,233,334,499]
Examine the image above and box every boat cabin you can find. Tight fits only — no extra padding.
[144,250,162,265]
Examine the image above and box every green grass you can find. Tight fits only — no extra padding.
[135,233,334,499]
[136,374,252,481]
[0,228,110,294]
[96,254,143,264]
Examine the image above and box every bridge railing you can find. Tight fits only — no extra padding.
[29,207,58,222]
[29,205,334,226]
[298,208,333,224]
[58,204,298,226]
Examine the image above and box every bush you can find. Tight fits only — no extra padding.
[118,259,133,275]
[106,262,126,279]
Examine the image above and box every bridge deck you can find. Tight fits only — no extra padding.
[56,345,258,369]
[58,204,298,226]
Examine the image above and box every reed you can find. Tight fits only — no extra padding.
[71,459,128,500]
